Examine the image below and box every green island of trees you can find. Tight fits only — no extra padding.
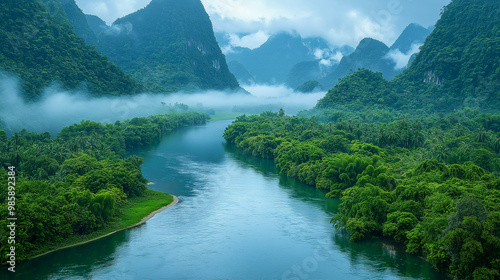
[224,111,500,279]
[0,112,209,263]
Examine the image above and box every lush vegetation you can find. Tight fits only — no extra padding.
[0,112,209,263]
[96,0,240,93]
[0,0,144,100]
[224,112,500,279]
[316,0,500,113]
[40,0,97,45]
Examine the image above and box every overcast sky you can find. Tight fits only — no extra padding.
[75,0,451,48]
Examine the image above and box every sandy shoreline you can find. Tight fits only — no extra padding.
[31,195,179,260]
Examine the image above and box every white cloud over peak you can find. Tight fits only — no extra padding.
[386,43,423,70]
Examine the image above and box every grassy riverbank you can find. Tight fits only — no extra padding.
[29,189,175,260]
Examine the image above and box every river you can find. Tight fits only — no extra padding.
[9,120,448,279]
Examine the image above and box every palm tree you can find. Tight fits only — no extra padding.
[54,145,71,163]
[475,126,488,143]
[489,133,500,153]
[433,144,449,163]
[453,123,467,137]
[11,145,23,167]
[386,128,400,148]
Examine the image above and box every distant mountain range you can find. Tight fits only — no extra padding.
[218,23,432,91]
[219,33,353,86]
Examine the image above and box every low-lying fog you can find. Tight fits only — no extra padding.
[0,75,326,135]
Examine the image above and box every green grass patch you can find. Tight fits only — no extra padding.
[29,189,174,260]
[112,189,174,228]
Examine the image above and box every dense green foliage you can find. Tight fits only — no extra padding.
[224,112,500,279]
[316,0,500,113]
[96,0,240,93]
[0,0,144,100]
[40,0,97,45]
[0,112,209,263]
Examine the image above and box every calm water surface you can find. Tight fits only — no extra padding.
[7,120,448,279]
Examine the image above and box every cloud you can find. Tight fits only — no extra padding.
[0,75,325,135]
[228,31,270,49]
[314,49,343,67]
[76,0,450,47]
[202,0,451,47]
[386,43,423,69]
[75,0,151,25]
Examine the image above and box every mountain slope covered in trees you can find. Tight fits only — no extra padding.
[96,0,240,93]
[40,0,98,45]
[317,0,500,113]
[0,0,144,100]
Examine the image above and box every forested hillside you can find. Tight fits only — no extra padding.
[0,112,209,262]
[317,0,500,113]
[96,0,240,93]
[0,0,144,100]
[40,0,97,45]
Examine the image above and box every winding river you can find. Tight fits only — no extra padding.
[9,120,448,279]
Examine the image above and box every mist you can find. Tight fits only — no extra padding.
[0,76,325,136]
[386,43,423,70]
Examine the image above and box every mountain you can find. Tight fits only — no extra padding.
[319,38,398,89]
[227,61,254,84]
[402,0,499,104]
[40,0,97,45]
[96,0,240,93]
[0,0,144,100]
[317,0,500,113]
[289,24,431,91]
[390,23,432,54]
[285,45,354,89]
[286,60,328,89]
[224,33,336,85]
[85,14,109,39]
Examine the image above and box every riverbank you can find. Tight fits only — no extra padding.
[29,189,178,260]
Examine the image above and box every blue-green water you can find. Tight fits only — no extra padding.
[7,120,448,279]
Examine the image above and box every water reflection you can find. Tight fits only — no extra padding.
[11,230,131,280]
